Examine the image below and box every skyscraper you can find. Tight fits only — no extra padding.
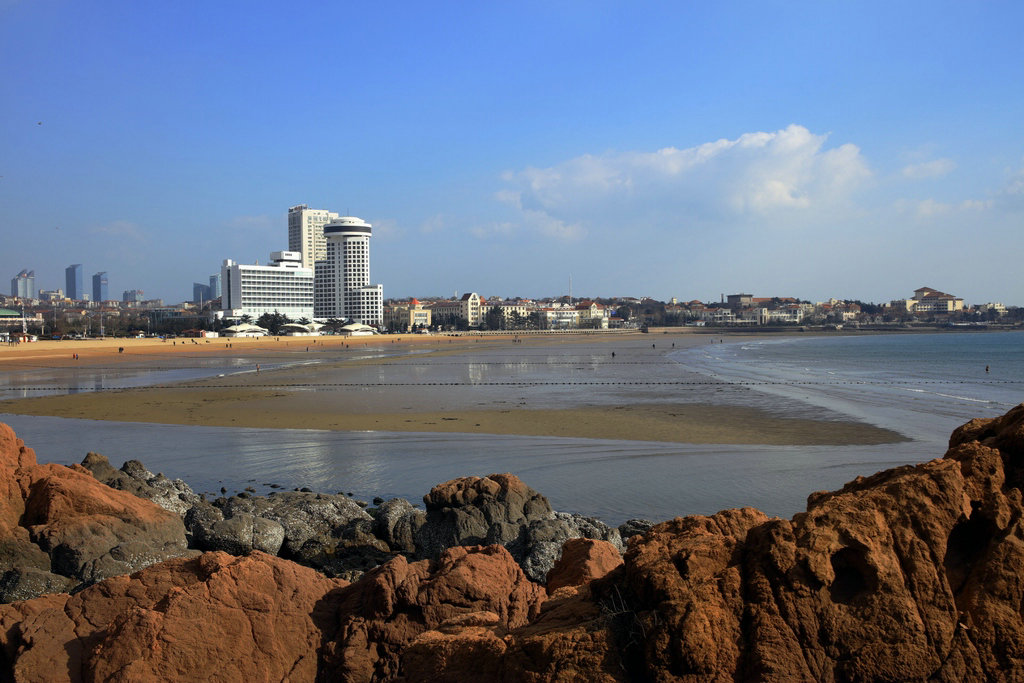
[193,282,212,305]
[65,264,83,300]
[10,270,35,299]
[92,272,108,303]
[313,216,383,325]
[288,205,340,272]
[209,273,221,300]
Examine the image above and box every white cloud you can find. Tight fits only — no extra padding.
[498,125,872,242]
[371,217,402,240]
[901,158,956,179]
[419,214,445,234]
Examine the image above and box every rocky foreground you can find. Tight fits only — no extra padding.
[2,405,1024,681]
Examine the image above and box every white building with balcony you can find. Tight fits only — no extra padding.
[220,251,313,321]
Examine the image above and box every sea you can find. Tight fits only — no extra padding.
[2,330,1022,526]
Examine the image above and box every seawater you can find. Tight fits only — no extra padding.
[674,330,1024,444]
[4,331,1019,525]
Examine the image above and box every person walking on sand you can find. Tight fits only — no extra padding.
[256,364,260,374]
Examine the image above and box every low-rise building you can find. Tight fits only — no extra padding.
[890,287,965,315]
[384,299,432,331]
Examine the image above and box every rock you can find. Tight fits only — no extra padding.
[414,474,624,583]
[0,567,78,603]
[374,497,425,553]
[546,538,623,594]
[617,518,654,542]
[80,452,202,517]
[0,424,193,597]
[0,551,348,682]
[22,464,192,584]
[223,490,371,559]
[6,405,1024,680]
[507,512,623,583]
[322,544,546,681]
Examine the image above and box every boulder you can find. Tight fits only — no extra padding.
[373,497,425,553]
[322,544,546,681]
[507,512,623,583]
[0,424,193,598]
[415,474,553,559]
[414,473,620,582]
[546,538,624,594]
[80,452,201,517]
[0,551,348,682]
[222,490,371,559]
[22,464,191,584]
[617,518,654,542]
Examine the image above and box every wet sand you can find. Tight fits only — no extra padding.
[0,331,906,445]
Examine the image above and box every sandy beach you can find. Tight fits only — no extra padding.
[0,331,905,446]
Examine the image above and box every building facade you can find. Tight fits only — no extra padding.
[384,299,431,331]
[221,251,314,320]
[288,205,340,272]
[92,272,108,303]
[313,217,383,325]
[10,270,34,299]
[122,289,145,303]
[65,264,83,300]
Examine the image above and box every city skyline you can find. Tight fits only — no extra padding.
[2,3,1023,305]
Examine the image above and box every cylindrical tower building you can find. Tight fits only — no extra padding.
[314,216,383,325]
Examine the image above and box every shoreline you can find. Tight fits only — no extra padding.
[0,330,909,446]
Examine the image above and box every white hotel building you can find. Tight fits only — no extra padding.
[313,216,383,325]
[220,251,314,320]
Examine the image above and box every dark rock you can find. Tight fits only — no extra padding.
[80,452,202,517]
[222,490,371,560]
[617,518,655,541]
[374,498,425,554]
[0,567,77,603]
[187,505,284,556]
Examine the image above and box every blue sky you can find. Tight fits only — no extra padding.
[2,1,1022,305]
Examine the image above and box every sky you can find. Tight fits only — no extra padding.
[2,1,1023,305]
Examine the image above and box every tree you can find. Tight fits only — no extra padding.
[256,310,291,335]
[484,307,505,331]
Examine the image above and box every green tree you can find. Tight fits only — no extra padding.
[484,307,505,331]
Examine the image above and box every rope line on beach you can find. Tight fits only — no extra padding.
[5,378,1024,392]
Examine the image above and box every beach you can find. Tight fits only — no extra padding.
[0,331,904,446]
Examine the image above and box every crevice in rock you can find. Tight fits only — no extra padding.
[829,545,875,605]
[944,506,995,597]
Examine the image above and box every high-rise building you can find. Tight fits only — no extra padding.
[10,270,35,299]
[209,273,221,300]
[193,282,212,305]
[288,205,340,272]
[65,264,83,300]
[221,251,313,320]
[122,289,144,303]
[92,272,108,303]
[314,216,383,325]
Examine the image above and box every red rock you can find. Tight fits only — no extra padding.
[322,544,546,681]
[545,538,623,594]
[0,551,348,682]
[0,423,191,590]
